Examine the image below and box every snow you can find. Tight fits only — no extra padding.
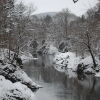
[21,54,33,63]
[80,56,100,74]
[0,49,40,99]
[53,52,79,77]
[5,28,11,33]
[80,56,93,65]
[84,67,95,73]
[48,45,59,55]
[20,51,37,63]
[0,76,36,100]
[53,51,100,78]
[0,48,36,63]
[54,52,78,70]
[12,68,41,90]
[0,49,14,62]
[95,72,100,77]
[0,64,41,92]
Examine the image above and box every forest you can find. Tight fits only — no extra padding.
[0,0,100,100]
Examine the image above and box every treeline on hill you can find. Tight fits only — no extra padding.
[30,2,100,59]
[0,0,100,61]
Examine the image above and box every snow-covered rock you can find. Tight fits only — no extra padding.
[53,52,80,77]
[0,48,41,99]
[0,64,41,92]
[79,56,100,74]
[53,51,100,78]
[0,76,36,100]
[53,52,78,71]
[80,56,93,65]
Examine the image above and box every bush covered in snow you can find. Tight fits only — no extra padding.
[0,76,36,100]
[53,52,79,78]
[53,52,100,78]
[53,52,78,71]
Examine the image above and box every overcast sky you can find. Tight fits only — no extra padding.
[17,0,98,16]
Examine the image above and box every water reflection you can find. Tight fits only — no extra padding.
[24,55,100,100]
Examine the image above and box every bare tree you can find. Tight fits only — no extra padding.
[72,7,98,69]
[14,2,36,54]
[55,9,70,39]
[83,31,97,69]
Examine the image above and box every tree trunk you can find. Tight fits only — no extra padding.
[88,46,97,69]
[8,31,11,60]
[86,31,97,69]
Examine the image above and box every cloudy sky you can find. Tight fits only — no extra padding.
[18,0,98,16]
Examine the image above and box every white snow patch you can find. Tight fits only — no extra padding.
[0,48,35,63]
[0,64,41,90]
[20,51,35,63]
[12,68,40,88]
[0,75,36,100]
[53,52,100,78]
[95,72,100,77]
[79,56,93,65]
[53,52,80,77]
[48,45,59,55]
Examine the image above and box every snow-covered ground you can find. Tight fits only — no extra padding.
[53,52,79,78]
[0,48,41,100]
[0,63,41,100]
[53,51,100,78]
[0,76,36,100]
[0,64,41,90]
[0,48,37,64]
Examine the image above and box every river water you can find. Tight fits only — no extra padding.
[24,55,100,100]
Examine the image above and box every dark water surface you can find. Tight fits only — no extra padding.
[24,56,100,100]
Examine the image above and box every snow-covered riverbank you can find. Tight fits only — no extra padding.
[52,51,100,78]
[37,44,100,78]
[0,49,41,100]
[0,62,41,100]
[0,49,38,64]
[0,76,36,100]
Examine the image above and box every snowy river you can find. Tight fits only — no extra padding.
[24,55,100,100]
